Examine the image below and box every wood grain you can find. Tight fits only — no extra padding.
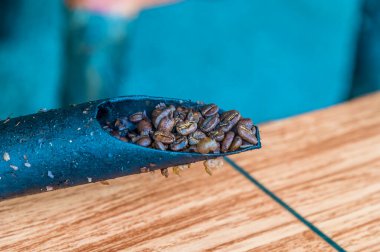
[231,92,380,252]
[0,162,330,251]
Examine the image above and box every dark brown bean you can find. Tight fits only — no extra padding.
[174,106,188,121]
[196,137,219,154]
[158,116,175,132]
[152,108,173,128]
[213,142,221,154]
[161,168,169,178]
[221,131,235,152]
[127,131,138,139]
[153,141,168,150]
[237,124,258,145]
[170,136,188,151]
[241,140,254,148]
[209,129,225,142]
[176,120,197,136]
[153,131,175,144]
[218,110,241,132]
[114,117,129,131]
[136,136,152,147]
[237,118,254,129]
[200,114,220,132]
[229,136,242,151]
[187,145,198,152]
[129,112,145,123]
[188,130,206,145]
[201,104,219,117]
[137,119,153,135]
[187,109,202,123]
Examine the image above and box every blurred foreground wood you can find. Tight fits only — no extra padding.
[1,92,379,251]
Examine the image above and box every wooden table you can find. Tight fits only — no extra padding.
[1,93,379,251]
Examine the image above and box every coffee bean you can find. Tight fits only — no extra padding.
[237,123,258,145]
[153,131,175,144]
[201,104,219,117]
[213,142,221,154]
[241,140,254,148]
[170,136,188,151]
[221,131,235,152]
[152,108,173,128]
[158,116,175,132]
[136,136,152,147]
[237,118,254,129]
[176,120,197,136]
[174,106,188,121]
[229,136,242,151]
[187,109,202,123]
[197,137,219,154]
[137,119,153,135]
[153,141,168,150]
[188,130,206,145]
[114,117,129,131]
[209,129,225,142]
[187,145,198,152]
[129,112,145,123]
[200,114,220,132]
[218,110,241,132]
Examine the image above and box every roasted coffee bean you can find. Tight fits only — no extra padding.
[153,141,168,150]
[114,117,129,131]
[187,109,202,123]
[152,107,174,128]
[153,131,175,144]
[128,131,138,139]
[201,104,219,117]
[137,119,153,135]
[188,130,207,145]
[161,168,169,178]
[237,122,258,145]
[187,145,198,152]
[221,131,235,152]
[174,106,188,121]
[197,137,219,154]
[209,129,225,142]
[229,136,242,151]
[176,120,197,136]
[129,112,145,123]
[155,103,167,109]
[170,136,188,151]
[136,136,152,147]
[213,142,221,154]
[200,114,220,132]
[237,118,254,129]
[158,116,175,132]
[218,110,241,132]
[241,140,254,148]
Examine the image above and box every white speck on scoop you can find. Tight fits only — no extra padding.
[48,170,54,179]
[24,162,31,168]
[10,165,18,171]
[46,186,53,191]
[87,177,92,183]
[3,152,10,162]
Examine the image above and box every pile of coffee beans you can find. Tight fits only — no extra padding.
[106,103,258,154]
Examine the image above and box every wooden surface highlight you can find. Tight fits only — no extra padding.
[231,92,380,252]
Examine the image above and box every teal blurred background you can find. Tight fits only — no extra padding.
[0,0,379,123]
